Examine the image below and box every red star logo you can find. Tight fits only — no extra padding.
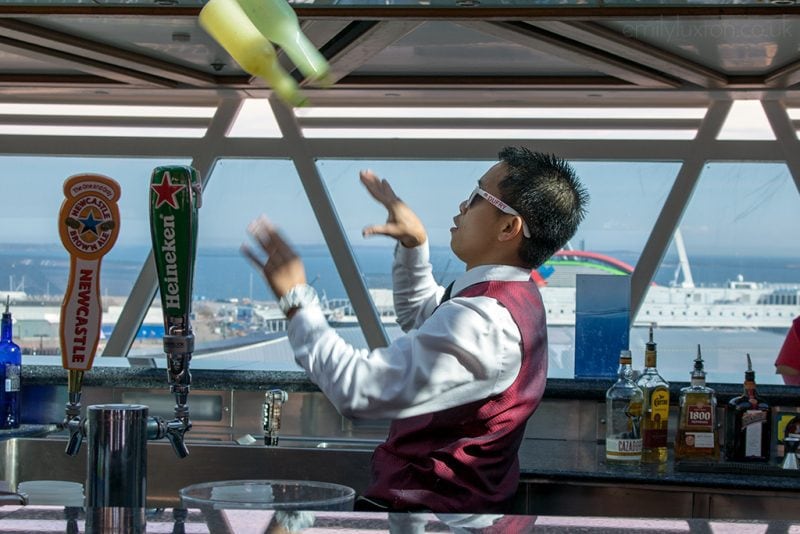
[151,172,186,209]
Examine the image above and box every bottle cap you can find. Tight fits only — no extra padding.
[646,323,656,352]
[745,353,755,382]
[691,344,706,379]
[2,295,9,321]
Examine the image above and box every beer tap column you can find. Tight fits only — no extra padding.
[57,175,121,456]
[149,166,202,458]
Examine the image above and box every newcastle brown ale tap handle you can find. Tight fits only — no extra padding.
[57,175,121,456]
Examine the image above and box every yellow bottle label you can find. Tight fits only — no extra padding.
[651,389,669,421]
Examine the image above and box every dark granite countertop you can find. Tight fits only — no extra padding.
[517,439,800,492]
[21,364,318,392]
[21,364,800,405]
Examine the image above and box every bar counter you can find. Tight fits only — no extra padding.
[9,360,800,521]
[1,505,798,533]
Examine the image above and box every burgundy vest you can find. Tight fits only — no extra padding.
[366,279,548,513]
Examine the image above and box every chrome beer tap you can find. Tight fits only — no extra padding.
[149,165,202,458]
[263,389,288,446]
[57,175,122,456]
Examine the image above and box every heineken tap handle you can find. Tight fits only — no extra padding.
[150,166,201,458]
[57,175,122,456]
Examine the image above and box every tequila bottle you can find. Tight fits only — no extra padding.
[637,325,670,464]
[606,350,644,463]
[675,345,719,461]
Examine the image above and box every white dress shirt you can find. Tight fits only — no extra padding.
[287,242,530,420]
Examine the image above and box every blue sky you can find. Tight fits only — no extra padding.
[1,155,799,260]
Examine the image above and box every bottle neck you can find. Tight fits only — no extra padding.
[644,349,657,369]
[1,316,11,341]
[744,379,757,398]
[690,376,706,387]
[618,361,634,380]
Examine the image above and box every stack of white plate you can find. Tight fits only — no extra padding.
[17,480,84,507]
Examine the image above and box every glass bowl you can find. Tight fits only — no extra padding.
[179,479,355,511]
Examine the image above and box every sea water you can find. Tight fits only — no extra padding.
[1,244,796,384]
[2,243,798,303]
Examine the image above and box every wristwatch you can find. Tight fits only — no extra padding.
[279,284,320,316]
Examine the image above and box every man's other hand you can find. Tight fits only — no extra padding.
[241,215,307,300]
[360,170,427,248]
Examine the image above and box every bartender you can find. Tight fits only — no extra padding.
[242,146,588,513]
[775,315,800,385]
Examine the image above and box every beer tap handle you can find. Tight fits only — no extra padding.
[264,389,288,446]
[57,175,121,456]
[150,166,202,458]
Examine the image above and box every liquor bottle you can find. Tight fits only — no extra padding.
[637,325,670,463]
[235,0,331,85]
[605,350,644,463]
[0,297,21,429]
[724,354,770,462]
[675,345,719,461]
[199,0,305,106]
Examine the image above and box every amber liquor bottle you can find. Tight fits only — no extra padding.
[637,325,670,463]
[724,354,770,462]
[675,345,719,461]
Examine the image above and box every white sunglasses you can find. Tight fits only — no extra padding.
[467,187,531,238]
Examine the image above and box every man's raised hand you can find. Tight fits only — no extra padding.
[360,170,427,248]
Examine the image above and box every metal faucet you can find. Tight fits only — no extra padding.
[264,389,288,446]
[161,326,194,458]
[64,388,85,456]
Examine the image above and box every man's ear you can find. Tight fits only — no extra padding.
[497,216,525,242]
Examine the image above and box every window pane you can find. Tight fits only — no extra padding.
[320,159,679,379]
[549,161,679,378]
[640,163,800,384]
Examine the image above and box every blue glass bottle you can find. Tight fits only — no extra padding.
[0,297,21,428]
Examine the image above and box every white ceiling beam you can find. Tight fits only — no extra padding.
[0,115,209,128]
[297,117,701,130]
[0,134,787,162]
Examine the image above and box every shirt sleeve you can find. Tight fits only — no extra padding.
[287,295,523,420]
[775,317,800,376]
[391,241,446,332]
